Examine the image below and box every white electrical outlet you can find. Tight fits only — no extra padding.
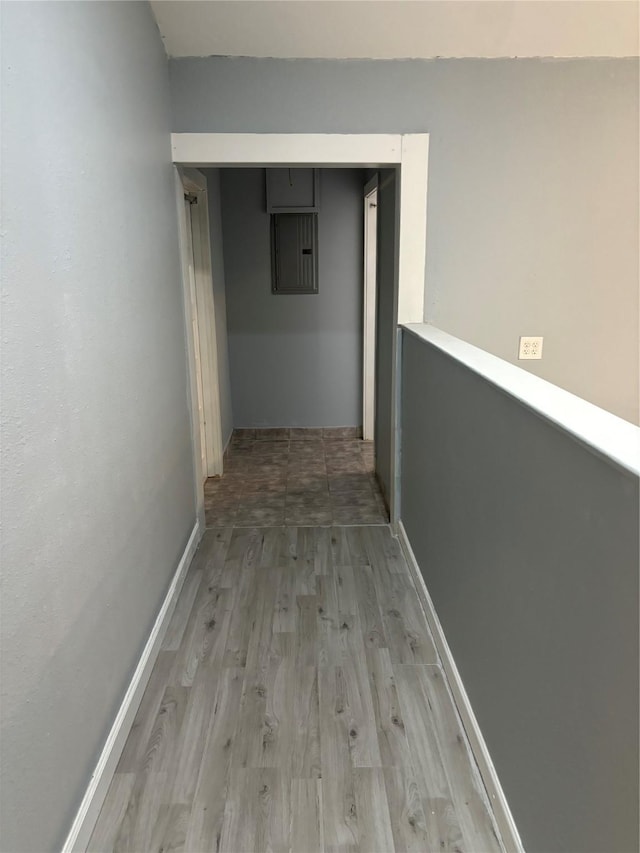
[518,336,543,360]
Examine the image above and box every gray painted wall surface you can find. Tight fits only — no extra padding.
[400,330,639,853]
[204,169,234,446]
[220,168,364,428]
[170,56,640,425]
[0,5,195,851]
[374,170,398,505]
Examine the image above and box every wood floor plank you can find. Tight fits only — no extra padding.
[87,773,136,852]
[260,526,297,568]
[353,767,396,853]
[161,567,203,651]
[198,527,234,589]
[236,654,320,777]
[110,770,168,853]
[258,526,282,568]
[231,664,270,770]
[330,526,370,567]
[273,565,297,632]
[294,527,318,594]
[219,768,291,853]
[140,685,189,775]
[295,594,318,668]
[353,563,387,648]
[382,767,430,853]
[364,647,413,769]
[335,564,358,617]
[335,612,383,769]
[317,572,341,668]
[291,664,321,778]
[173,587,232,686]
[231,571,282,768]
[222,526,264,584]
[291,778,324,853]
[322,770,359,853]
[185,667,244,853]
[394,664,466,851]
[244,568,279,673]
[375,568,439,665]
[363,525,405,574]
[201,527,233,591]
[322,760,398,853]
[312,526,333,575]
[254,655,296,770]
[116,652,176,772]
[222,567,258,668]
[148,803,189,853]
[329,526,351,567]
[319,642,381,778]
[169,664,222,805]
[319,665,353,780]
[343,527,371,566]
[407,665,503,851]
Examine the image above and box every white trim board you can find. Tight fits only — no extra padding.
[363,174,378,442]
[175,168,207,528]
[171,132,428,326]
[171,132,401,168]
[61,521,202,853]
[404,323,640,477]
[396,520,525,853]
[180,167,225,479]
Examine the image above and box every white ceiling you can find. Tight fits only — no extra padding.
[150,0,639,59]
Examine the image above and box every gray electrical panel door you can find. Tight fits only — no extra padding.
[271,213,318,294]
[266,168,319,213]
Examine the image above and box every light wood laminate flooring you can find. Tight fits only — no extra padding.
[89,525,504,852]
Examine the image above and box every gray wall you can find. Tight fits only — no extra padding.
[220,168,365,428]
[0,4,195,851]
[374,170,399,505]
[170,56,640,425]
[400,330,639,853]
[204,169,234,446]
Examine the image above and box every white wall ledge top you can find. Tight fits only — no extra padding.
[403,323,640,478]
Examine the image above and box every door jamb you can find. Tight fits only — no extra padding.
[174,166,224,524]
[182,168,224,479]
[171,133,429,522]
[363,174,378,442]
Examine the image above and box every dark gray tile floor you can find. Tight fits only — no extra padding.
[204,428,388,527]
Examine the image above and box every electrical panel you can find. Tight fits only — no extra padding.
[271,213,318,295]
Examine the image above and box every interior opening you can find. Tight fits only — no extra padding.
[191,165,392,527]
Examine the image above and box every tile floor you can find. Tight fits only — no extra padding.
[204,428,389,527]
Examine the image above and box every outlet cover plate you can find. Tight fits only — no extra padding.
[519,336,543,359]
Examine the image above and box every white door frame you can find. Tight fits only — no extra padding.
[363,174,378,442]
[175,167,224,510]
[172,133,429,520]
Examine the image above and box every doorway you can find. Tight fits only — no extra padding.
[172,134,429,524]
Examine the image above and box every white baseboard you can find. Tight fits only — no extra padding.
[396,521,525,853]
[61,520,202,853]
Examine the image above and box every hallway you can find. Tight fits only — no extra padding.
[88,525,503,852]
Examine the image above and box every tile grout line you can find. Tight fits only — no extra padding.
[207,433,385,528]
